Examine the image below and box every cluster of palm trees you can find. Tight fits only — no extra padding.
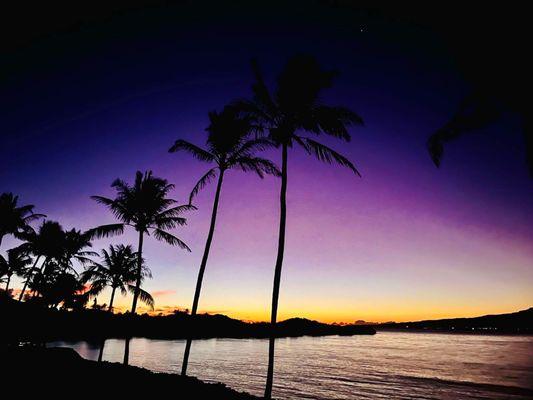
[0,197,155,311]
[0,55,362,399]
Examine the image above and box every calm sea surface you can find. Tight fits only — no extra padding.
[49,332,533,399]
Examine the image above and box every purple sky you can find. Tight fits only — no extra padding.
[1,2,532,322]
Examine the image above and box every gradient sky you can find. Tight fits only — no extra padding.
[1,2,532,322]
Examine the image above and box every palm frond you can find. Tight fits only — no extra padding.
[168,140,215,163]
[230,138,276,160]
[250,58,277,115]
[308,105,364,141]
[128,284,154,310]
[152,229,191,251]
[296,137,361,176]
[235,157,281,178]
[87,224,125,239]
[90,196,115,207]
[189,168,218,204]
[149,217,187,231]
[155,204,197,219]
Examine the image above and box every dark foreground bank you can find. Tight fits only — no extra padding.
[3,346,260,399]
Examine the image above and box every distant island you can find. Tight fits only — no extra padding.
[0,295,375,344]
[369,308,533,334]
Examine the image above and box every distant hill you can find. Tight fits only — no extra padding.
[0,295,375,344]
[372,308,533,334]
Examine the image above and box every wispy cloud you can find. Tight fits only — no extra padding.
[152,290,176,297]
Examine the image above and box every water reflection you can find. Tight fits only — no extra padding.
[49,332,533,400]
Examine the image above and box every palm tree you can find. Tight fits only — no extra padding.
[88,170,193,364]
[16,221,65,301]
[0,193,45,248]
[82,244,151,312]
[235,55,364,399]
[58,229,98,273]
[27,228,96,300]
[0,247,32,293]
[169,106,280,375]
[89,170,192,314]
[82,244,153,362]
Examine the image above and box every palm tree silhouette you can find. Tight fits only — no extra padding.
[0,193,45,248]
[28,228,96,299]
[16,221,65,301]
[0,247,32,293]
[235,55,363,399]
[169,106,280,376]
[88,170,193,364]
[82,244,153,362]
[60,229,98,272]
[82,244,148,312]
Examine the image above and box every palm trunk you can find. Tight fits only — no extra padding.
[265,144,288,400]
[109,286,117,312]
[130,230,144,314]
[18,255,41,301]
[98,287,117,362]
[5,274,11,292]
[181,169,225,376]
[124,230,144,365]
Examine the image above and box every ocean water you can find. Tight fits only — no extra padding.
[49,332,533,399]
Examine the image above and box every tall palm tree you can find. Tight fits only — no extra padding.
[169,106,280,376]
[235,55,364,399]
[88,170,193,314]
[88,170,193,365]
[16,221,65,301]
[0,192,45,248]
[0,247,32,293]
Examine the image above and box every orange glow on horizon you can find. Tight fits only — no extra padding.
[105,302,531,324]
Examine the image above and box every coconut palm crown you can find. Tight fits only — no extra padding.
[0,192,45,248]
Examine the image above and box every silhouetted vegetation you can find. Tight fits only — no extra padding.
[88,171,194,364]
[0,295,375,345]
[0,247,31,292]
[235,55,364,399]
[0,192,45,248]
[170,106,280,375]
[82,244,153,312]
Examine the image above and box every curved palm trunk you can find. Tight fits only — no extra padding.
[18,255,41,301]
[5,274,11,292]
[98,287,117,362]
[124,230,144,365]
[265,144,288,400]
[181,169,225,376]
